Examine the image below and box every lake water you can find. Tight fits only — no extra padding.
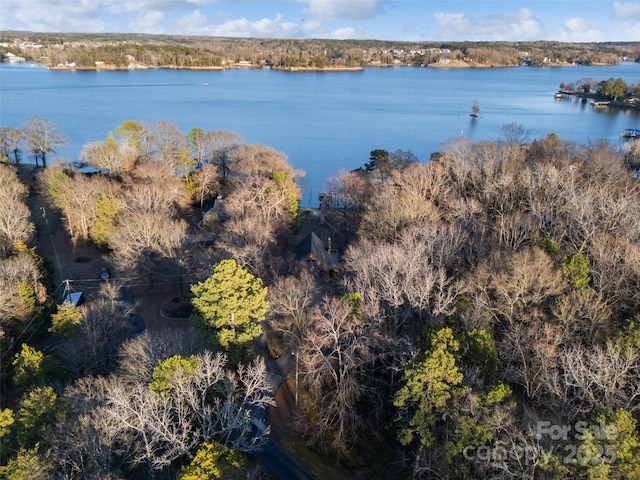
[1,62,639,206]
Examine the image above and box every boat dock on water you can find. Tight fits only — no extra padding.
[621,129,640,138]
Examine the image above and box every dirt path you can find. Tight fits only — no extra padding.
[264,355,352,480]
[24,169,105,302]
[23,166,185,331]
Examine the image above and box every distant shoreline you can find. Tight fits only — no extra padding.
[3,33,636,76]
[45,63,365,72]
[29,61,584,71]
[8,57,636,72]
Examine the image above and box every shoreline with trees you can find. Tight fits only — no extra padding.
[558,76,640,111]
[1,113,640,478]
[2,31,639,71]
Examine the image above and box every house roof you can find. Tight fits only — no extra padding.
[64,291,83,307]
[294,232,330,265]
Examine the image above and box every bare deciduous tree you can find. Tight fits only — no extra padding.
[267,269,320,350]
[49,376,120,479]
[107,182,187,278]
[218,173,299,275]
[149,120,188,170]
[471,248,566,326]
[71,351,273,477]
[60,283,130,378]
[500,320,563,403]
[103,377,198,474]
[356,161,448,242]
[588,232,640,317]
[108,210,186,277]
[525,162,568,239]
[23,116,65,167]
[80,133,125,176]
[555,341,640,414]
[324,168,371,235]
[37,166,106,243]
[495,211,536,251]
[171,351,273,452]
[227,144,297,180]
[116,329,205,385]
[64,174,113,244]
[552,288,612,344]
[204,130,243,178]
[344,231,463,333]
[400,223,469,270]
[0,250,46,332]
[501,122,530,147]
[359,187,440,242]
[0,200,33,255]
[191,162,220,212]
[0,165,34,254]
[218,216,274,277]
[298,296,379,456]
[0,126,24,164]
[126,160,193,209]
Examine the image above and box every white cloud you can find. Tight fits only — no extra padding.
[620,21,640,39]
[0,0,111,32]
[433,12,469,33]
[558,17,605,42]
[326,27,361,39]
[108,0,178,14]
[612,1,640,18]
[329,27,356,38]
[177,9,208,30]
[300,18,370,39]
[207,14,300,38]
[129,10,165,33]
[2,0,632,42]
[303,0,386,20]
[105,0,223,16]
[433,8,543,41]
[301,18,325,35]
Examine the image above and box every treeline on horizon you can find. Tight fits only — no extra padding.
[1,117,640,479]
[1,30,639,68]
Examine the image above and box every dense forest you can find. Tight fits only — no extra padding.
[0,117,640,479]
[1,31,639,69]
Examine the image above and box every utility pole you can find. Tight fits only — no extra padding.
[295,350,299,405]
[63,278,71,298]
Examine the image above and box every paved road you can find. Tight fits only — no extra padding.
[251,441,314,480]
[250,347,314,480]
[118,285,146,337]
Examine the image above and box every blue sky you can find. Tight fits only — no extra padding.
[1,1,639,42]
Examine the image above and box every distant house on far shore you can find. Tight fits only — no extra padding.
[4,52,25,62]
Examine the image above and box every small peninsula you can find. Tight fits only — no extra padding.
[557,77,640,111]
